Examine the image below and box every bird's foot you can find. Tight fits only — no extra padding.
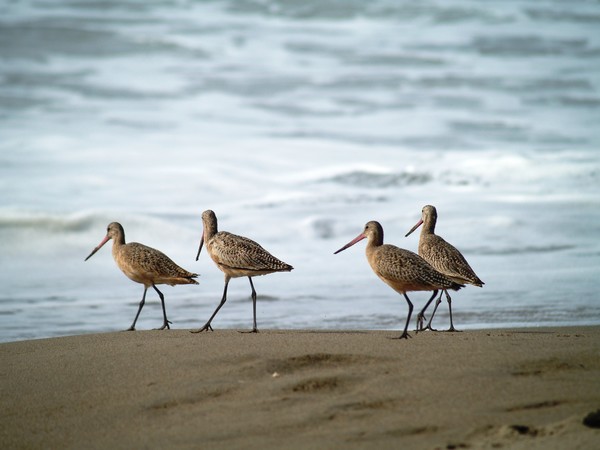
[389,332,412,340]
[445,327,462,332]
[190,323,213,333]
[154,322,172,331]
[239,328,259,334]
[423,324,438,332]
[123,326,136,332]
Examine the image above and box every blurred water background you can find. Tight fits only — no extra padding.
[1,0,599,342]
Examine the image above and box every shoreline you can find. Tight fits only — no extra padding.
[2,326,599,449]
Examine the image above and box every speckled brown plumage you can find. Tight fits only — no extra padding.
[191,210,293,333]
[335,220,463,339]
[205,231,293,277]
[405,205,484,331]
[85,222,198,331]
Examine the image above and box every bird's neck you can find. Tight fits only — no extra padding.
[204,223,218,242]
[421,217,436,236]
[366,234,383,257]
[111,233,126,257]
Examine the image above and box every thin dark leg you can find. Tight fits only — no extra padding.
[415,290,438,332]
[152,284,171,330]
[445,290,461,332]
[126,287,147,331]
[191,278,229,333]
[240,277,258,333]
[391,294,413,340]
[423,290,444,331]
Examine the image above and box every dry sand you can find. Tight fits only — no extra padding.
[1,326,599,449]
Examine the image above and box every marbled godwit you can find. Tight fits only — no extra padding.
[405,205,484,332]
[85,222,199,331]
[191,210,293,333]
[334,221,464,339]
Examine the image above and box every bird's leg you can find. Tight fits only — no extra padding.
[423,290,444,331]
[152,284,172,330]
[391,294,414,340]
[444,290,461,332]
[191,278,229,333]
[126,287,147,331]
[415,290,438,332]
[240,277,259,333]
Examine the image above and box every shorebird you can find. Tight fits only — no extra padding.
[191,210,293,333]
[85,222,199,331]
[334,221,464,339]
[405,205,484,332]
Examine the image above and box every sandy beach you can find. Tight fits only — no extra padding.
[1,326,599,449]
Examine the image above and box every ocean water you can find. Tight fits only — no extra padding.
[1,0,599,343]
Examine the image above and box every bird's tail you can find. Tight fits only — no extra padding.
[183,273,200,285]
[450,281,465,291]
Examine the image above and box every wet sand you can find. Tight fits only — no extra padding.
[2,327,599,449]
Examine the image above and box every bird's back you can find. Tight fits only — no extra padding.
[207,232,293,277]
[116,242,199,286]
[419,234,483,286]
[370,244,463,293]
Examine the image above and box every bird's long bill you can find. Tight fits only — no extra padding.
[334,233,366,254]
[405,219,424,237]
[84,234,110,261]
[195,231,204,261]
